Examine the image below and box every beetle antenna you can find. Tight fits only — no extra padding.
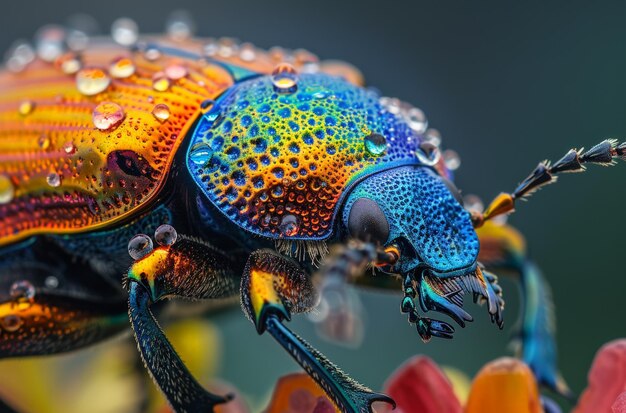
[472,139,625,227]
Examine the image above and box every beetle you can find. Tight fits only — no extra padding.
[0,20,623,413]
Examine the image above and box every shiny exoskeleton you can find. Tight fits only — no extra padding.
[0,21,624,413]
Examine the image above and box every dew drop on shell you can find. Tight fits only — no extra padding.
[5,41,35,73]
[128,234,153,260]
[152,73,170,92]
[1,315,23,332]
[271,63,298,93]
[443,149,461,171]
[405,107,428,134]
[189,142,213,166]
[76,68,110,96]
[416,142,441,166]
[109,57,136,78]
[144,47,162,61]
[55,52,82,74]
[239,43,256,62]
[151,103,171,122]
[111,18,139,46]
[93,101,125,130]
[63,141,76,155]
[46,172,61,187]
[166,10,195,41]
[44,276,59,289]
[9,280,35,303]
[18,100,35,116]
[154,224,177,246]
[364,133,387,156]
[164,64,187,80]
[35,25,66,62]
[0,175,15,204]
[279,214,299,236]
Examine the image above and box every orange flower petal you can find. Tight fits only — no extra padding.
[382,355,462,413]
[264,373,337,413]
[465,357,542,413]
[574,339,626,413]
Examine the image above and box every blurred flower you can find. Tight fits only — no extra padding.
[573,339,626,413]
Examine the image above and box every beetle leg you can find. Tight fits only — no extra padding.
[240,249,395,413]
[473,139,626,227]
[476,221,573,398]
[126,235,240,413]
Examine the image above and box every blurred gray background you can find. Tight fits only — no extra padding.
[0,0,624,409]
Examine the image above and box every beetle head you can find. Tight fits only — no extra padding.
[340,165,498,327]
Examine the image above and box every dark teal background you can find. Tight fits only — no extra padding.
[0,0,624,408]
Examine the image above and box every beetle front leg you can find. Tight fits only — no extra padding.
[126,232,240,413]
[240,249,395,413]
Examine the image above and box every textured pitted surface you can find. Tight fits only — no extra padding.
[342,166,478,272]
[0,40,234,247]
[187,73,425,240]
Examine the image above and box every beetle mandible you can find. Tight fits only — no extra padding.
[0,18,623,413]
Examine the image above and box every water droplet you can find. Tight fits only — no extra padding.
[151,104,171,122]
[405,107,428,134]
[44,276,59,289]
[166,10,195,41]
[111,18,138,46]
[217,38,237,58]
[189,143,213,166]
[203,39,218,56]
[271,63,298,93]
[46,172,61,187]
[443,149,461,171]
[0,175,15,204]
[154,224,177,246]
[35,25,66,62]
[423,128,442,147]
[18,101,35,116]
[63,141,76,154]
[380,97,401,114]
[152,73,170,92]
[1,315,23,332]
[128,234,153,260]
[5,41,35,73]
[10,280,35,303]
[364,133,387,156]
[76,68,110,96]
[93,101,125,130]
[239,43,256,62]
[279,214,299,236]
[144,47,161,61]
[416,142,441,166]
[55,52,82,74]
[109,57,135,78]
[164,64,187,80]
[38,135,50,150]
[66,30,89,52]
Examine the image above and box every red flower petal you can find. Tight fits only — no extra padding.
[381,355,462,413]
[574,339,626,413]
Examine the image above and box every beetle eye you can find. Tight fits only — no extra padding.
[347,197,390,245]
[441,177,463,204]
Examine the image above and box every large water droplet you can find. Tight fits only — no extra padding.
[109,57,135,78]
[128,234,153,260]
[271,63,298,94]
[144,47,162,61]
[18,100,35,116]
[239,43,256,62]
[46,172,61,187]
[35,25,66,62]
[423,128,442,147]
[405,107,428,134]
[55,52,82,74]
[151,104,170,122]
[166,10,195,41]
[279,214,299,236]
[364,133,387,156]
[76,68,110,96]
[10,280,35,303]
[0,175,15,204]
[164,64,187,80]
[189,142,213,166]
[443,149,461,171]
[111,18,138,46]
[152,73,170,92]
[1,315,23,332]
[154,224,177,246]
[93,101,125,130]
[416,142,441,166]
